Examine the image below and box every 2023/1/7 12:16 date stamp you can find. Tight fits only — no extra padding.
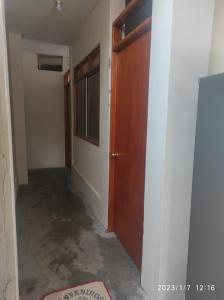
[158,284,216,292]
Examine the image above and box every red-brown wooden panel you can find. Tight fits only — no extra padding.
[109,30,151,268]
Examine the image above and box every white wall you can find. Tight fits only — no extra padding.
[23,39,69,57]
[22,40,69,169]
[8,32,28,185]
[141,1,215,299]
[109,0,125,24]
[0,0,19,298]
[209,0,224,75]
[70,0,125,227]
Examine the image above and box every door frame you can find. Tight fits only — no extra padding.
[108,1,152,231]
[64,70,72,169]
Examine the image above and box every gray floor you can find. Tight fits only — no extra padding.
[16,169,145,300]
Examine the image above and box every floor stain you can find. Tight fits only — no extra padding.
[20,279,37,295]
[17,169,144,300]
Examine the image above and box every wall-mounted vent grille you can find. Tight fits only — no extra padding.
[37,54,63,72]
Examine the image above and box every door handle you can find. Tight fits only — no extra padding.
[111,152,122,159]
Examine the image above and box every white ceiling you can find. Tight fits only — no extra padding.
[5,0,100,45]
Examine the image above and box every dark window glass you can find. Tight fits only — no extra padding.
[65,84,71,132]
[125,0,152,36]
[76,78,87,136]
[87,71,100,141]
[74,46,100,146]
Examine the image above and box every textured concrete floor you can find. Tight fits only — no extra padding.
[16,169,145,300]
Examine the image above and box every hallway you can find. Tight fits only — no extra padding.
[16,169,144,300]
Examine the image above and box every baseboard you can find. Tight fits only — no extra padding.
[70,166,102,225]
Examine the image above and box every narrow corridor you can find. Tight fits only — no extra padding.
[16,169,144,300]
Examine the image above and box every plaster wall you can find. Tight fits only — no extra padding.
[142,1,215,299]
[22,40,69,169]
[0,0,19,298]
[8,32,28,185]
[70,0,125,227]
[209,0,224,75]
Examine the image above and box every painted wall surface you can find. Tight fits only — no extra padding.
[109,0,125,23]
[70,0,125,227]
[141,0,215,299]
[209,0,224,75]
[22,40,69,169]
[8,32,28,185]
[23,39,69,57]
[0,0,19,298]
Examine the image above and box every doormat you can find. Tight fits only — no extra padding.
[42,281,112,300]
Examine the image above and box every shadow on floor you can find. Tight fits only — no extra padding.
[16,169,144,300]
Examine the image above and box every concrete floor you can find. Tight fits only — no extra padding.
[16,169,145,300]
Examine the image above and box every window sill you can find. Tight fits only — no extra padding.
[74,132,99,147]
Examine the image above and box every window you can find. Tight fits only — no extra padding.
[87,71,100,141]
[37,54,63,72]
[74,46,100,146]
[76,77,87,136]
[124,0,152,36]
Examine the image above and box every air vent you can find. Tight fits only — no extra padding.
[37,54,63,72]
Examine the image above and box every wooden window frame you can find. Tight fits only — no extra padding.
[112,0,151,53]
[74,46,100,147]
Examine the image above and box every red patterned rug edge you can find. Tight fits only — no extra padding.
[41,280,112,300]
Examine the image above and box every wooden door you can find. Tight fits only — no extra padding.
[109,18,151,268]
[64,71,72,169]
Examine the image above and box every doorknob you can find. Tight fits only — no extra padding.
[111,152,121,159]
